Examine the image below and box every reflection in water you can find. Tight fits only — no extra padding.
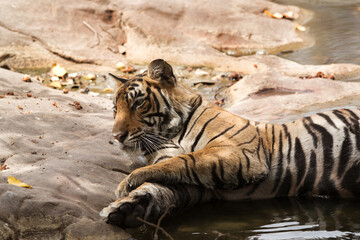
[129,197,360,239]
[273,0,360,66]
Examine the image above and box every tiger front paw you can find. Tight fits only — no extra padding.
[100,193,153,228]
[115,171,147,198]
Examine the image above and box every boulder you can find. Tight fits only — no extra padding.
[0,0,311,70]
[0,69,135,239]
[225,71,360,122]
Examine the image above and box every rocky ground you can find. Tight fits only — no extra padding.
[1,0,360,239]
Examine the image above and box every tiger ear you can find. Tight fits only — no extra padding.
[108,73,128,84]
[148,59,176,87]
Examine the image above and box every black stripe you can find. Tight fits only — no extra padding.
[271,125,275,156]
[344,109,359,120]
[219,160,225,182]
[154,155,172,164]
[317,112,339,129]
[186,155,202,186]
[242,149,251,171]
[310,123,337,196]
[294,137,306,186]
[191,113,221,152]
[276,168,292,197]
[271,130,283,193]
[187,154,196,165]
[155,87,171,109]
[144,145,180,155]
[229,121,250,139]
[186,108,210,137]
[237,135,256,147]
[333,110,351,128]
[207,124,235,144]
[341,163,360,197]
[152,91,160,111]
[211,163,224,188]
[236,160,246,188]
[179,157,193,182]
[346,111,360,151]
[283,124,292,165]
[298,150,317,195]
[178,96,202,144]
[303,120,318,148]
[338,127,352,178]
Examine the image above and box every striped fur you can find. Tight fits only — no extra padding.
[100,59,360,228]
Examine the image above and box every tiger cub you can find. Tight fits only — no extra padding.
[100,59,360,228]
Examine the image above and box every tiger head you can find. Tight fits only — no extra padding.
[110,59,197,154]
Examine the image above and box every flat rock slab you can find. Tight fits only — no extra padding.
[226,70,360,122]
[0,69,136,239]
[0,0,311,70]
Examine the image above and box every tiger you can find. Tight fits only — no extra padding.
[100,59,360,228]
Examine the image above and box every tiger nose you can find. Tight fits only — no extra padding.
[113,131,129,143]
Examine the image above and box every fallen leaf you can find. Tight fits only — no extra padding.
[17,105,23,110]
[295,24,306,32]
[8,176,32,189]
[0,164,8,171]
[272,12,283,19]
[52,101,58,108]
[116,62,125,70]
[85,73,96,80]
[49,81,62,89]
[283,10,294,19]
[51,64,67,77]
[264,9,283,19]
[121,65,136,73]
[22,74,32,82]
[63,88,69,94]
[357,7,360,11]
[104,88,113,93]
[26,93,32,97]
[6,91,14,95]
[254,64,258,68]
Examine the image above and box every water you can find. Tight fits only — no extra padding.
[130,197,360,239]
[273,0,360,65]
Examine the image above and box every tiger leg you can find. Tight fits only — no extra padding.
[100,182,213,228]
[116,147,269,197]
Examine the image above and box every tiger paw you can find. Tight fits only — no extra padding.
[100,193,152,228]
[115,172,146,198]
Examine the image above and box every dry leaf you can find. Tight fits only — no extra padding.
[295,24,306,32]
[283,10,294,19]
[0,164,8,171]
[17,105,23,110]
[22,74,32,82]
[49,81,62,89]
[116,62,125,70]
[264,10,283,19]
[85,73,96,80]
[104,88,113,93]
[51,64,67,77]
[272,12,283,19]
[8,176,32,189]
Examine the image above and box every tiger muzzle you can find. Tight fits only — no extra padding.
[113,131,129,143]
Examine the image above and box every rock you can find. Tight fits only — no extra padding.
[0,0,312,70]
[0,69,137,239]
[225,71,360,122]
